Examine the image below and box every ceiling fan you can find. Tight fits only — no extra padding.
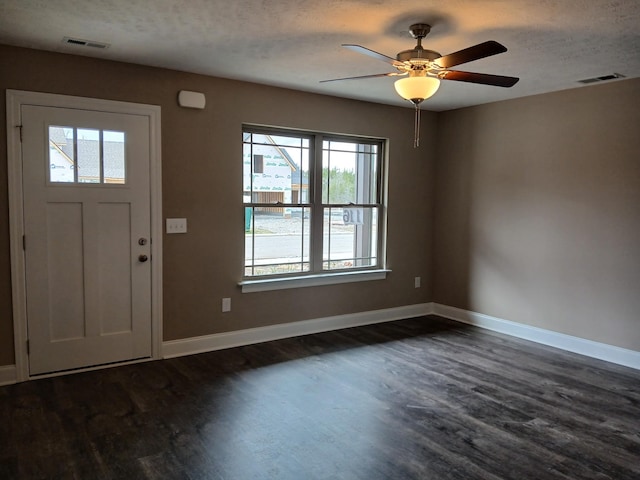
[322,24,519,146]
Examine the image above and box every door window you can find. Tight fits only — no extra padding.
[48,126,126,184]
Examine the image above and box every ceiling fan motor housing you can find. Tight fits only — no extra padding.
[397,24,441,68]
[396,49,441,65]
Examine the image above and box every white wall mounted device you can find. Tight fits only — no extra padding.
[178,90,206,109]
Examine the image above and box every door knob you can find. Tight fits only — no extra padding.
[138,254,149,263]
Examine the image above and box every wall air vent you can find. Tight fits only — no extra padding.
[62,37,110,49]
[578,73,625,84]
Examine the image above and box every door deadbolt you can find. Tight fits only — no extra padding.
[138,238,148,246]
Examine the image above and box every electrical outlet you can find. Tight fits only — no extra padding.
[222,297,231,312]
[166,218,187,234]
[414,276,421,288]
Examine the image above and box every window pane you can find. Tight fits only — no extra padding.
[49,126,75,183]
[103,130,125,184]
[77,128,100,183]
[323,140,378,204]
[249,133,310,149]
[243,132,309,205]
[324,140,356,153]
[245,207,311,276]
[323,207,378,270]
[243,142,252,201]
[292,148,310,205]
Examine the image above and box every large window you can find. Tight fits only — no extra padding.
[243,127,385,279]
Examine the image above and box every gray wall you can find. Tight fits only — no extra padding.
[434,78,640,351]
[1,44,639,368]
[0,45,435,366]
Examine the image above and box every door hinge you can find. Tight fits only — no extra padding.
[26,339,30,355]
[17,125,23,142]
[22,235,26,250]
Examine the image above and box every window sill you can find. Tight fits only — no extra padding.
[239,269,391,293]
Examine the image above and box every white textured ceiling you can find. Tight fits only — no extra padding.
[1,0,639,111]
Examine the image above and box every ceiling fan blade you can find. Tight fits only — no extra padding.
[440,70,519,87]
[342,44,402,66]
[320,72,406,83]
[435,41,507,68]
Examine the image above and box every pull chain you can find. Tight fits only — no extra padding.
[414,103,421,148]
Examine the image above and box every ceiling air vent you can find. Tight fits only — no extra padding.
[62,37,110,49]
[578,73,625,84]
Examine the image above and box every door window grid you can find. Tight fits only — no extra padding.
[48,126,126,185]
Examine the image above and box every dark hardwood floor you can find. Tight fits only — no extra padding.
[1,315,639,479]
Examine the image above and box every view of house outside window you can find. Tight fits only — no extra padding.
[48,126,126,185]
[243,128,385,278]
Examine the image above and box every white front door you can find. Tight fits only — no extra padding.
[22,105,152,375]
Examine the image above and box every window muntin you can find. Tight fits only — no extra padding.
[243,127,384,278]
[48,126,126,185]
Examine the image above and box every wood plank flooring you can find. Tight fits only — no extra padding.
[1,315,639,479]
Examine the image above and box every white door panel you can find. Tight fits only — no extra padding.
[22,105,152,375]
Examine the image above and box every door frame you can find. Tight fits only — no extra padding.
[6,89,163,382]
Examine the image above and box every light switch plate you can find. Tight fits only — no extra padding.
[166,218,187,234]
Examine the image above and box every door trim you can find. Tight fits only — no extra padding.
[6,90,163,382]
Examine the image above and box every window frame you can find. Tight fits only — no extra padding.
[320,137,383,272]
[241,125,389,291]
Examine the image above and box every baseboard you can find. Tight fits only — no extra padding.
[163,303,434,359]
[0,364,17,386]
[164,301,640,371]
[433,303,640,371]
[7,302,634,382]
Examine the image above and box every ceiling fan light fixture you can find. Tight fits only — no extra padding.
[394,76,440,104]
[394,76,440,148]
